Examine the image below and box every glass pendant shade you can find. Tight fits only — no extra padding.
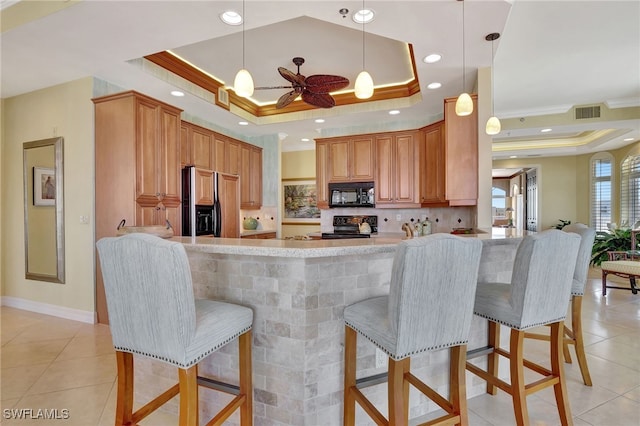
[234,69,254,98]
[355,71,374,99]
[455,92,473,116]
[485,116,501,135]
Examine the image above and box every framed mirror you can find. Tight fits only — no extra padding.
[23,137,65,283]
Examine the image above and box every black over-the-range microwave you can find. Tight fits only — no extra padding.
[328,182,375,208]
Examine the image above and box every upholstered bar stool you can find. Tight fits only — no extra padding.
[524,223,596,386]
[96,233,253,426]
[466,230,580,426]
[343,234,483,426]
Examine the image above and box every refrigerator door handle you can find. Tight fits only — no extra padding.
[213,172,222,237]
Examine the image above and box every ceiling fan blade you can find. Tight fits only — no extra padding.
[276,90,301,109]
[278,67,306,86]
[301,91,336,108]
[304,75,350,94]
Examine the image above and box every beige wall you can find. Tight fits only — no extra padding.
[493,156,578,230]
[281,150,320,238]
[494,141,640,230]
[1,78,95,313]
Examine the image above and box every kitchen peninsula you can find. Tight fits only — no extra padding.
[131,231,524,425]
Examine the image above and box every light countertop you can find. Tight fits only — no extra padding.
[174,228,531,258]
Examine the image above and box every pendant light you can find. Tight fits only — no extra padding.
[354,0,374,99]
[233,0,254,98]
[455,0,473,116]
[485,32,501,135]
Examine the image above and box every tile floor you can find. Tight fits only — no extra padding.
[1,269,639,425]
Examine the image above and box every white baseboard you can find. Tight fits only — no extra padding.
[1,296,96,324]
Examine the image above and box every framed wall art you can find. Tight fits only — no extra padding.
[282,178,321,224]
[33,167,56,206]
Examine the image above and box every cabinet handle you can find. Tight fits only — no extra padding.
[161,192,166,197]
[156,192,160,197]
[156,206,161,211]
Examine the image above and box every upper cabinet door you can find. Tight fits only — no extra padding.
[328,140,349,182]
[420,121,446,205]
[189,125,214,171]
[444,95,478,206]
[324,137,375,182]
[351,137,375,181]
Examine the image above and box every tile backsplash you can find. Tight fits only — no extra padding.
[321,206,476,234]
[240,207,277,230]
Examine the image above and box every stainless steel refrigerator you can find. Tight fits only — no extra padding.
[182,166,240,238]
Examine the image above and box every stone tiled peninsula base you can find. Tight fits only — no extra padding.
[131,232,525,425]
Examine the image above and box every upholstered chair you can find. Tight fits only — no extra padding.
[466,230,580,426]
[343,234,483,426]
[96,233,253,426]
[525,223,596,386]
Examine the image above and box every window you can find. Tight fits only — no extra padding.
[591,153,612,232]
[492,186,506,218]
[621,154,640,228]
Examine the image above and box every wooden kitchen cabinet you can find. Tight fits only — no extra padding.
[419,120,447,205]
[93,90,183,323]
[315,141,330,209]
[240,143,263,209]
[444,95,478,206]
[213,133,227,172]
[318,136,375,182]
[374,130,420,207]
[226,138,241,176]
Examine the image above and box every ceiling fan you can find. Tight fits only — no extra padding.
[255,57,349,109]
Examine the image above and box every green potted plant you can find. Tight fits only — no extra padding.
[591,228,638,266]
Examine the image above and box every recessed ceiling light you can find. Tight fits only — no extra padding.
[623,137,634,141]
[314,119,325,123]
[220,11,242,25]
[170,90,184,97]
[238,121,249,126]
[353,9,375,24]
[541,128,552,133]
[510,155,518,159]
[301,138,310,142]
[427,82,442,90]
[389,110,400,115]
[423,54,442,64]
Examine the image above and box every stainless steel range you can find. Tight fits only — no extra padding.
[321,215,378,239]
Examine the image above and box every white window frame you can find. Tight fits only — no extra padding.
[621,153,640,228]
[590,152,613,232]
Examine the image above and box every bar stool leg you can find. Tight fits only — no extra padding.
[551,322,573,426]
[510,330,529,426]
[450,345,469,426]
[115,351,134,426]
[571,296,592,386]
[486,321,500,395]
[343,326,357,426]
[239,330,253,426]
[388,357,410,426]
[178,364,199,426]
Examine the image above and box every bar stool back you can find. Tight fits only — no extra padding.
[97,233,253,426]
[466,230,580,425]
[524,223,596,386]
[343,233,483,425]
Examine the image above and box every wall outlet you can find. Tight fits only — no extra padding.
[375,348,387,368]
[79,215,90,224]
[395,214,402,222]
